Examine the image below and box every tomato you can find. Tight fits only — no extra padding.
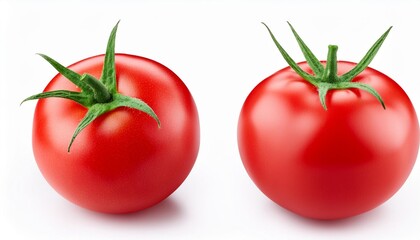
[24,23,199,213]
[237,23,419,219]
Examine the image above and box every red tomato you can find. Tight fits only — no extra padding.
[32,54,199,213]
[238,24,419,219]
[25,23,200,213]
[238,61,419,220]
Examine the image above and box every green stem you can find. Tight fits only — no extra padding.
[23,21,161,152]
[263,22,391,110]
[322,45,339,83]
[80,73,112,103]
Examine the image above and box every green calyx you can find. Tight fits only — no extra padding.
[22,21,160,152]
[262,22,392,110]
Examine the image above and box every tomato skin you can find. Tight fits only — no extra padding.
[32,54,200,213]
[238,61,419,219]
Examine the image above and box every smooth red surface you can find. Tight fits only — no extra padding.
[238,61,419,219]
[32,54,200,213]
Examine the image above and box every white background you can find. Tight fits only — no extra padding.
[1,0,419,239]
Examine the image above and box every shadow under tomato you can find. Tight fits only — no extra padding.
[87,197,184,226]
[265,200,388,229]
